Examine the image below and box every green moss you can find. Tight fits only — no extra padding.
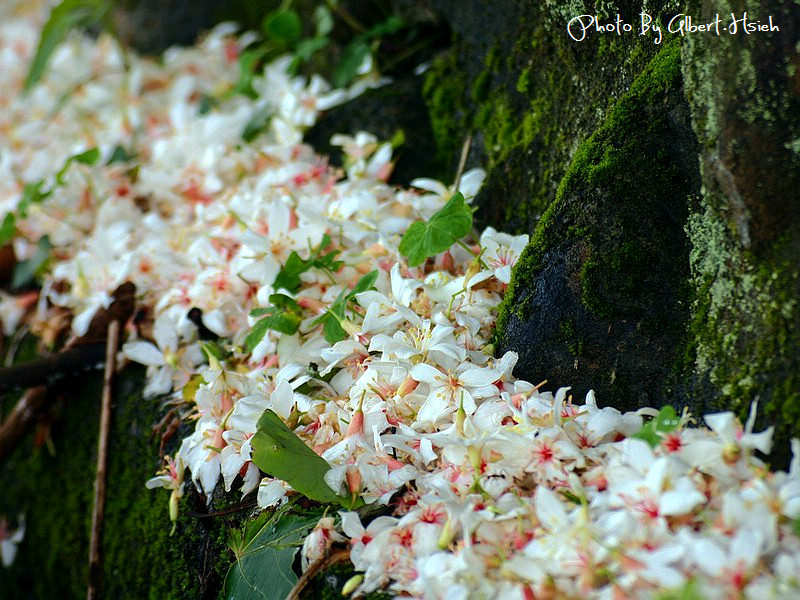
[422,50,468,172]
[685,205,800,463]
[496,39,686,341]
[423,3,679,234]
[559,319,584,357]
[515,67,530,94]
[679,0,800,464]
[0,367,237,599]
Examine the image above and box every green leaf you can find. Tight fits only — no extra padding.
[654,405,680,432]
[262,312,301,339]
[182,374,204,403]
[289,36,329,74]
[314,5,334,37]
[632,405,680,447]
[398,221,428,267]
[242,106,273,143]
[362,15,405,39]
[263,10,302,45]
[55,147,100,184]
[11,236,52,289]
[245,296,302,352]
[17,180,50,219]
[399,192,473,266]
[224,506,324,600]
[321,314,347,344]
[267,293,300,312]
[244,318,272,353]
[0,213,16,246]
[202,341,231,362]
[347,270,378,299]
[794,516,800,538]
[273,236,342,293]
[197,93,219,116]
[273,251,308,293]
[24,0,111,92]
[232,47,268,99]
[657,579,705,600]
[251,410,361,508]
[106,144,135,164]
[227,511,270,559]
[332,40,370,87]
[312,271,376,344]
[72,147,100,165]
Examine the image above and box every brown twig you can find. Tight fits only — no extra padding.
[0,386,48,461]
[87,319,120,600]
[286,548,352,600]
[186,498,258,519]
[0,343,106,393]
[453,135,472,192]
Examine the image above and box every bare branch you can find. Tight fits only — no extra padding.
[87,319,120,600]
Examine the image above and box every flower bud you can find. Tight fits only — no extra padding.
[437,518,456,549]
[455,402,466,436]
[465,258,482,285]
[468,445,482,472]
[346,409,364,438]
[346,467,362,495]
[396,376,418,397]
[169,490,180,523]
[341,574,363,596]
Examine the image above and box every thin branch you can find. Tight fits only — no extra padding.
[186,499,258,519]
[0,343,106,393]
[0,386,48,462]
[87,319,120,600]
[453,135,472,192]
[286,548,352,600]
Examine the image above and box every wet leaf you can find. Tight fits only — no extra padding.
[633,405,680,447]
[332,40,370,87]
[399,192,472,266]
[24,0,110,92]
[263,10,301,45]
[251,410,362,508]
[224,505,323,600]
[0,213,16,246]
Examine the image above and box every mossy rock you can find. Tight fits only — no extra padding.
[681,0,800,467]
[0,366,240,599]
[495,40,701,412]
[423,0,682,233]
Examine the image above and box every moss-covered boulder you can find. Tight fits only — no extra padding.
[680,0,800,466]
[495,40,700,411]
[412,0,800,463]
[488,0,800,464]
[423,0,682,233]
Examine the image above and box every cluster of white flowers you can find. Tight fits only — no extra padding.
[2,3,799,597]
